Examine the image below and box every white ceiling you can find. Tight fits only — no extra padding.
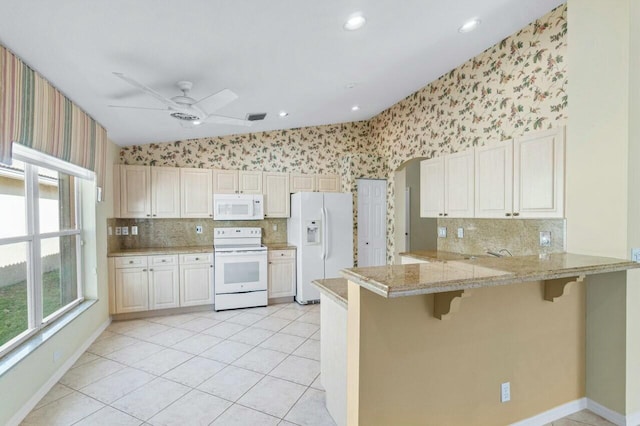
[0,0,565,146]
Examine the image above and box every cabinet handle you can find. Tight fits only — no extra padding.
[438,213,443,216]
[505,213,512,217]
[513,212,520,217]
[443,213,448,217]
[146,214,151,217]
[152,214,156,217]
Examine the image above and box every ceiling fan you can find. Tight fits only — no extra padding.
[110,72,253,127]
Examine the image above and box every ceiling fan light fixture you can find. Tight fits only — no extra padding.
[344,14,366,31]
[459,18,481,33]
[170,111,201,121]
[351,105,360,111]
[192,120,202,125]
[278,111,289,117]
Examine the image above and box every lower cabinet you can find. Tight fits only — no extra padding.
[268,249,296,298]
[110,253,213,314]
[179,254,214,306]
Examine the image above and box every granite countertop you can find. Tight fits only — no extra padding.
[312,278,348,308]
[343,252,640,298]
[108,246,213,257]
[264,243,297,250]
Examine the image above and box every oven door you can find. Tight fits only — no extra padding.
[214,250,267,294]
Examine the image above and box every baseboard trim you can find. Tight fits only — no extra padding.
[510,398,587,426]
[585,398,636,426]
[7,318,111,426]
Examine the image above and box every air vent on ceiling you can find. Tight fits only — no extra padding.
[247,113,267,121]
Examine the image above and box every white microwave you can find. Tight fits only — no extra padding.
[213,194,264,220]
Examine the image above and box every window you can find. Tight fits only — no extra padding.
[0,145,93,357]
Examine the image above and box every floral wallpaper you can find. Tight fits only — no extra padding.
[371,4,567,262]
[119,4,567,265]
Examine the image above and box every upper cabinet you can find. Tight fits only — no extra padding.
[423,126,565,219]
[213,169,239,194]
[181,168,213,218]
[120,165,181,219]
[475,127,565,218]
[420,150,474,218]
[290,173,316,192]
[238,171,263,194]
[317,174,341,192]
[263,172,290,218]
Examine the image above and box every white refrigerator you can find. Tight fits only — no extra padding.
[288,192,354,304]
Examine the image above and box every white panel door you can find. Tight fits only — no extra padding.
[357,179,387,267]
[180,168,213,218]
[514,127,565,218]
[180,263,214,306]
[149,265,179,310]
[120,165,151,218]
[239,171,263,194]
[151,167,180,218]
[444,150,475,217]
[213,170,239,194]
[420,157,444,218]
[263,172,290,218]
[475,141,514,218]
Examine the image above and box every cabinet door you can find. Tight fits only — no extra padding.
[120,165,151,218]
[180,264,214,306]
[263,172,290,218]
[513,127,565,218]
[151,167,181,218]
[213,170,239,194]
[239,171,263,194]
[317,174,340,192]
[115,267,149,313]
[419,157,444,218]
[149,264,179,310]
[268,258,296,298]
[444,150,475,217]
[290,173,316,192]
[475,141,514,218]
[181,168,213,218]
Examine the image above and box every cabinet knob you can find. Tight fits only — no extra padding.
[438,213,443,216]
[443,213,448,217]
[146,214,151,217]
[505,213,512,217]
[129,260,134,264]
[152,214,156,217]
[209,214,213,217]
[161,259,166,262]
[513,212,520,217]
[210,265,213,268]
[149,268,153,271]
[195,257,200,261]
[365,242,369,245]
[280,253,284,256]
[143,269,147,272]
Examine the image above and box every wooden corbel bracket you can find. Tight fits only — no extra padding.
[434,290,470,320]
[544,275,585,302]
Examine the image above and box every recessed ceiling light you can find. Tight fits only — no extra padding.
[351,105,360,111]
[344,14,366,31]
[192,120,201,125]
[459,18,481,33]
[278,111,289,117]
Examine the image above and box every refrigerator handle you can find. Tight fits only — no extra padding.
[320,207,326,260]
[323,207,329,260]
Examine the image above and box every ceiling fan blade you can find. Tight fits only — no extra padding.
[113,72,182,110]
[203,114,253,127]
[193,88,238,111]
[108,104,167,111]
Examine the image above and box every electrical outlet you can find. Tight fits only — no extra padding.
[273,224,278,231]
[115,227,122,236]
[121,226,129,236]
[438,227,447,238]
[108,226,113,236]
[501,382,511,403]
[539,231,551,247]
[632,248,640,263]
[131,226,138,236]
[195,225,203,234]
[457,227,464,238]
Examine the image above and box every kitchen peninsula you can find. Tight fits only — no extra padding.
[314,252,639,426]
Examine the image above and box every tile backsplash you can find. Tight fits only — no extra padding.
[108,218,287,252]
[436,218,566,256]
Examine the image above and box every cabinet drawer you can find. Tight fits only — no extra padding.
[180,253,213,265]
[115,256,148,268]
[149,255,179,266]
[268,249,295,260]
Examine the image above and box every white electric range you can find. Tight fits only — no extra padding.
[213,227,268,311]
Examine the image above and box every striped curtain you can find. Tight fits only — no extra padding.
[0,44,108,190]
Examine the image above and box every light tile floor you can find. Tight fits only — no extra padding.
[22,301,614,426]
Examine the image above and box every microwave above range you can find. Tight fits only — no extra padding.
[213,194,264,221]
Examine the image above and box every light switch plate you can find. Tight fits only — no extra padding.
[438,227,447,238]
[108,226,113,236]
[539,231,551,247]
[457,228,464,239]
[131,226,138,236]
[632,248,640,263]
[121,226,129,236]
